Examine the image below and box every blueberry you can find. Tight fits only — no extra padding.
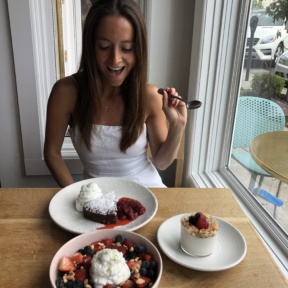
[134,244,145,254]
[77,249,85,255]
[115,234,125,244]
[195,212,202,219]
[83,246,94,256]
[139,267,148,276]
[149,260,158,270]
[141,260,150,269]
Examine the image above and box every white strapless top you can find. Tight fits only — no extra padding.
[69,124,166,188]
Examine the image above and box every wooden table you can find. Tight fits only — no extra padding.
[250,131,288,185]
[0,188,287,287]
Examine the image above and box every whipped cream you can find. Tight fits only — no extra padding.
[90,249,130,288]
[75,182,103,212]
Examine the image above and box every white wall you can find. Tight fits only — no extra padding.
[0,0,194,187]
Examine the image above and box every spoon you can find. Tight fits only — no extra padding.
[157,88,202,110]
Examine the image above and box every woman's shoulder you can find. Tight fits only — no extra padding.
[145,83,163,113]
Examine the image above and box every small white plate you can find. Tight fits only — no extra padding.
[49,178,158,234]
[157,214,247,271]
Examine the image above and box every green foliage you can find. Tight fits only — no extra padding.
[251,73,285,99]
[259,0,288,26]
[240,88,254,96]
[252,0,263,9]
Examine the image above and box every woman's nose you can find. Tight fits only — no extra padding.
[111,48,121,64]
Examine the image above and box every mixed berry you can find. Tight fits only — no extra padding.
[188,212,209,229]
[56,234,158,288]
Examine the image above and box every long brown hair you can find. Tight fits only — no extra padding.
[74,0,148,152]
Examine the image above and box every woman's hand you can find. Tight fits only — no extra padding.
[161,87,187,127]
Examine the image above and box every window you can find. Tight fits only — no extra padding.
[184,0,287,274]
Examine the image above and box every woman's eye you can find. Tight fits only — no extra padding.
[99,46,109,50]
[122,47,133,52]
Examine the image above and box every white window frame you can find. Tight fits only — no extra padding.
[184,0,287,275]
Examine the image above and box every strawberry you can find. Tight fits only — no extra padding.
[138,252,153,262]
[74,268,87,282]
[70,252,83,265]
[90,241,104,253]
[195,213,209,229]
[112,244,128,255]
[58,256,76,272]
[127,260,142,271]
[82,255,92,269]
[101,238,113,248]
[132,275,150,288]
[123,239,134,249]
[121,279,136,288]
[103,285,114,288]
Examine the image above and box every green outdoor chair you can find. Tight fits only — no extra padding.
[232,96,285,206]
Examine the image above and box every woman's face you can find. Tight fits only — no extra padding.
[95,15,136,88]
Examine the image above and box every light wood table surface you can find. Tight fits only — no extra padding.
[0,188,287,287]
[250,131,288,185]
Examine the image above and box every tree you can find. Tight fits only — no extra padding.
[260,0,288,26]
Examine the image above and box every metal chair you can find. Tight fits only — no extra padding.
[232,96,285,205]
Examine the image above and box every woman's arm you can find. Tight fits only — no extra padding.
[44,77,77,187]
[145,84,187,170]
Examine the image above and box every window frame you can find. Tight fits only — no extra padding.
[184,0,287,274]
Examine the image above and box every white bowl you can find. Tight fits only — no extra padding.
[50,229,163,288]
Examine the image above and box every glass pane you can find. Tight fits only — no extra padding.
[229,2,288,234]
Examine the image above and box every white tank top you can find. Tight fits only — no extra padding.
[69,124,166,187]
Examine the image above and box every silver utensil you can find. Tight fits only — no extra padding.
[158,88,202,110]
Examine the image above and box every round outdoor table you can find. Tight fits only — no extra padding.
[250,131,288,185]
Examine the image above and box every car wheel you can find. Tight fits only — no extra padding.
[273,43,284,67]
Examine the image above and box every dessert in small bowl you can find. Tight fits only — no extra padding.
[50,229,163,288]
[180,212,219,257]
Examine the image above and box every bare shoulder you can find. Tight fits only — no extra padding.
[48,75,78,110]
[145,83,163,116]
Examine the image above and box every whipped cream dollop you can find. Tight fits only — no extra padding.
[90,249,130,288]
[75,182,103,212]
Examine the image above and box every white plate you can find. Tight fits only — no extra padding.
[49,178,158,234]
[157,214,247,271]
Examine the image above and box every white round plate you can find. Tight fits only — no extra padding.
[157,214,247,271]
[49,178,158,234]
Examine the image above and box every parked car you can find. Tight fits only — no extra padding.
[275,50,288,86]
[245,9,288,66]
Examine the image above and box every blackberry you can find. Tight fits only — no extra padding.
[188,216,197,225]
[127,250,136,259]
[55,276,65,288]
[147,268,156,280]
[64,281,74,288]
[72,280,84,288]
[149,260,158,270]
[83,245,94,256]
[115,234,125,244]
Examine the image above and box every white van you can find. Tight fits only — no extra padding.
[245,9,288,66]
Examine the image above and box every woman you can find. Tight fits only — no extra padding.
[44,0,187,188]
